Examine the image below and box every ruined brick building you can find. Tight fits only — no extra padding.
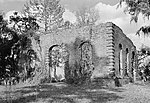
[40,22,137,84]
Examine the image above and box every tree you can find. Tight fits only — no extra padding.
[76,6,100,27]
[118,0,150,35]
[0,11,39,82]
[0,18,19,79]
[23,0,64,34]
[8,11,39,35]
[0,12,19,79]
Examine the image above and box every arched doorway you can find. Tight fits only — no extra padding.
[119,44,123,77]
[49,44,69,82]
[79,42,94,77]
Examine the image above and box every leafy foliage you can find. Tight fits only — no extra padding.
[119,0,150,22]
[76,7,100,27]
[67,42,94,85]
[24,0,64,33]
[0,11,39,81]
[118,0,150,35]
[136,26,150,36]
[50,44,68,67]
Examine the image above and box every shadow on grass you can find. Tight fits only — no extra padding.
[134,80,150,87]
[0,82,124,103]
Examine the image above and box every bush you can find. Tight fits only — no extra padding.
[66,68,92,85]
[40,77,50,84]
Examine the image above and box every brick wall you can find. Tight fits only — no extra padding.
[112,23,136,79]
[39,22,136,81]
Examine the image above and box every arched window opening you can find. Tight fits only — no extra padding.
[119,44,122,49]
[131,51,135,77]
[118,44,123,77]
[79,42,93,76]
[49,44,69,82]
[125,48,129,76]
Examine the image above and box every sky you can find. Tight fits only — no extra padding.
[0,0,119,12]
[0,0,150,50]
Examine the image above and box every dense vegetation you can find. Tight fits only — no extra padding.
[0,11,40,84]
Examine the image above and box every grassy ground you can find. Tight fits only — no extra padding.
[0,80,150,103]
[0,80,122,103]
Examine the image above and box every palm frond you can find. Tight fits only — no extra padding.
[119,0,150,22]
[136,26,150,36]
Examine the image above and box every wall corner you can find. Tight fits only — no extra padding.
[106,22,115,74]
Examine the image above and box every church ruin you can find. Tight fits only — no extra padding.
[40,22,137,84]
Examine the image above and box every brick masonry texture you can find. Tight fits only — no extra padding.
[40,22,136,81]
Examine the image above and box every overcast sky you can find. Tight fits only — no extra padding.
[0,0,150,49]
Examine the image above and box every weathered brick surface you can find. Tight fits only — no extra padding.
[40,22,136,82]
[112,23,136,79]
